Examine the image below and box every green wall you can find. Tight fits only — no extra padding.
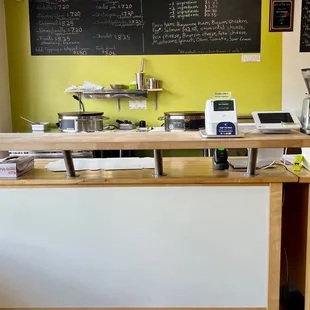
[4,0,282,133]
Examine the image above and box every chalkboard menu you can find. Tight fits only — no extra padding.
[300,0,310,52]
[29,0,262,56]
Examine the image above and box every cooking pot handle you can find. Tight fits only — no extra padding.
[157,116,164,121]
[102,116,110,120]
[56,121,61,129]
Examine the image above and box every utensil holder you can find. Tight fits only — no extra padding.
[135,72,145,89]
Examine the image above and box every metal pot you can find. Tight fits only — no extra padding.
[57,112,109,132]
[158,111,205,132]
[116,119,135,130]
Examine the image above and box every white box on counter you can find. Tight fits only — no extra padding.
[0,156,34,178]
[31,122,49,132]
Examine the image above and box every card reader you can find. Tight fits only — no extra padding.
[213,148,229,170]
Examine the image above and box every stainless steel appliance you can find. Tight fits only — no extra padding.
[9,150,94,158]
[158,111,205,132]
[56,94,109,133]
[57,112,109,133]
[301,68,310,134]
[116,119,135,130]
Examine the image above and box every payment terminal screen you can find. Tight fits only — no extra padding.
[258,113,294,124]
[214,100,234,111]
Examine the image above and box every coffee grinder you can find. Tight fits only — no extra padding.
[300,68,310,134]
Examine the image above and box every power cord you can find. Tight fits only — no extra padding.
[275,162,290,172]
[259,148,289,171]
[259,161,276,170]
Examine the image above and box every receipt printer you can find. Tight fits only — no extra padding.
[205,99,238,136]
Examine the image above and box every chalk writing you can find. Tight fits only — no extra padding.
[29,0,261,55]
[301,0,310,52]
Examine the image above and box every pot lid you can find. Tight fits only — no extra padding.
[58,111,104,117]
[164,111,204,116]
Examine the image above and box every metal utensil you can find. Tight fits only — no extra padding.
[73,95,85,112]
[147,78,161,89]
[20,116,36,124]
[135,72,145,89]
[140,57,145,73]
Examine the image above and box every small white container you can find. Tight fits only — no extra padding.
[31,122,49,132]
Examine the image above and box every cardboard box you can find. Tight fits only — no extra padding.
[0,156,34,178]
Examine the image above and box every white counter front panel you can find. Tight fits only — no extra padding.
[0,186,269,308]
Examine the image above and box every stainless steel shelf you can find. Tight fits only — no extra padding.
[83,89,148,99]
[65,88,163,111]
[84,90,148,111]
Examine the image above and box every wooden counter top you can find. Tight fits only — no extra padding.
[0,130,309,151]
[0,158,298,187]
[291,169,310,183]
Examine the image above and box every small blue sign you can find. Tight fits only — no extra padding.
[216,122,236,136]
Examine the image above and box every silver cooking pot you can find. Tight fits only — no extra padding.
[57,112,109,132]
[158,111,205,132]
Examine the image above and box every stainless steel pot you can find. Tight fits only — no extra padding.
[158,111,205,132]
[57,112,109,132]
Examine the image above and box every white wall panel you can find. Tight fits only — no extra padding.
[0,186,269,308]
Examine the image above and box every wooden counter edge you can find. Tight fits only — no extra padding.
[298,177,310,183]
[287,168,310,183]
[268,183,283,310]
[1,130,310,151]
[0,157,298,187]
[0,307,269,310]
[0,178,299,188]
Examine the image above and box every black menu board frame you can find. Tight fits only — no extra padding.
[29,0,262,56]
[269,0,294,32]
[300,0,310,52]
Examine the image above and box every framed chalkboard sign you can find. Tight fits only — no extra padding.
[269,0,294,32]
[300,0,310,52]
[29,0,262,56]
